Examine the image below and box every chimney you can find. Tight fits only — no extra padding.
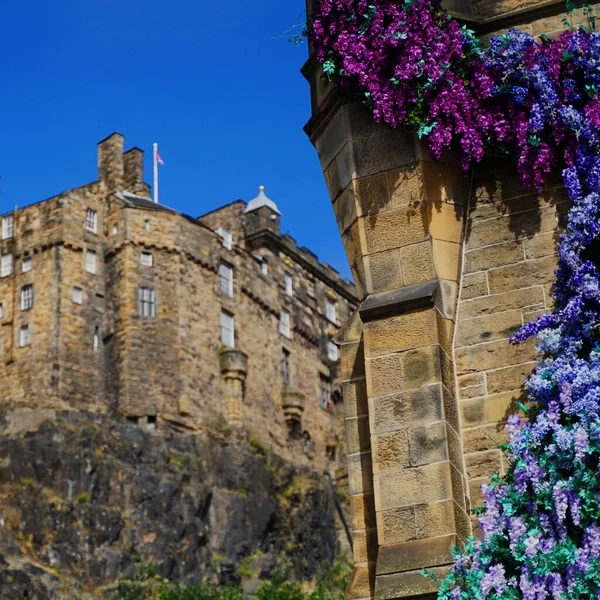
[123,147,145,193]
[98,132,124,189]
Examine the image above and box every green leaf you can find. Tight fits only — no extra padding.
[417,121,438,138]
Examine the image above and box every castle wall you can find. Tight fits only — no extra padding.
[0,133,357,477]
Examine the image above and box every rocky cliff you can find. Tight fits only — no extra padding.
[0,410,341,599]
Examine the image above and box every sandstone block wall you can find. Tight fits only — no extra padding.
[0,133,358,476]
[303,1,597,597]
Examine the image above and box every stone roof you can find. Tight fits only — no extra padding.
[244,186,281,215]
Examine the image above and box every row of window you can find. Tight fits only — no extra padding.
[218,261,337,322]
[0,249,154,280]
[1,209,99,242]
[15,324,100,350]
[219,308,338,360]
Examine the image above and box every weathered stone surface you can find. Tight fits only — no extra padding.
[414,500,457,541]
[346,416,372,455]
[354,528,379,564]
[369,249,404,293]
[408,422,448,467]
[372,430,410,474]
[466,206,560,250]
[375,566,448,600]
[376,535,456,575]
[460,391,520,428]
[455,309,523,347]
[487,255,557,294]
[403,346,442,390]
[348,452,374,495]
[350,492,377,532]
[375,462,453,511]
[347,563,376,600]
[400,241,435,285]
[370,384,443,434]
[378,506,416,546]
[486,362,536,395]
[464,450,504,480]
[464,240,524,274]
[460,286,545,319]
[344,378,369,419]
[455,338,537,375]
[364,310,436,358]
[0,412,339,597]
[362,209,429,255]
[461,271,488,300]
[462,424,509,454]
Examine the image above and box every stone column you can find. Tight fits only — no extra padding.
[219,349,248,425]
[305,95,471,599]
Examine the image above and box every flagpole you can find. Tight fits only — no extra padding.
[153,142,159,204]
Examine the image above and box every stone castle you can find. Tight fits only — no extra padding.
[0,132,357,470]
[303,0,597,598]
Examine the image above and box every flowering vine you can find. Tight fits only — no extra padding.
[310,1,600,597]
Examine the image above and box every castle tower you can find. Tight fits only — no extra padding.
[243,186,281,245]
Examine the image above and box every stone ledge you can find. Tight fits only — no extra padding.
[359,281,438,323]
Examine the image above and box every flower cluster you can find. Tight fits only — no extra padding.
[310,1,600,597]
[310,1,600,189]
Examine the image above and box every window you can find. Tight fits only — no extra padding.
[1,253,12,278]
[327,340,339,362]
[93,326,100,352]
[326,299,337,323]
[284,273,293,296]
[220,310,235,348]
[219,262,234,297]
[143,220,150,232]
[20,285,33,311]
[0,302,4,319]
[85,250,97,274]
[261,261,268,276]
[112,225,118,236]
[140,252,153,267]
[320,377,332,411]
[72,287,83,304]
[19,325,30,347]
[85,209,98,233]
[280,310,291,338]
[2,216,14,240]
[282,349,290,387]
[138,287,156,317]
[21,257,32,273]
[216,227,233,251]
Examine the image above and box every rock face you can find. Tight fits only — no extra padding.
[0,410,339,599]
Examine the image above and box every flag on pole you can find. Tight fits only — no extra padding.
[156,152,165,166]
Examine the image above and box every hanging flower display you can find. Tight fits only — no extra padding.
[310,2,600,597]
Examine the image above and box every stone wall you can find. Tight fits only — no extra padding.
[302,0,599,597]
[0,133,358,476]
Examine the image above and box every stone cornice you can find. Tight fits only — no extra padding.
[359,280,439,323]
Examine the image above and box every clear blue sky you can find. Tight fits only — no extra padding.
[0,0,351,279]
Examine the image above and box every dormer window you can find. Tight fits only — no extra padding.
[216,227,233,251]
